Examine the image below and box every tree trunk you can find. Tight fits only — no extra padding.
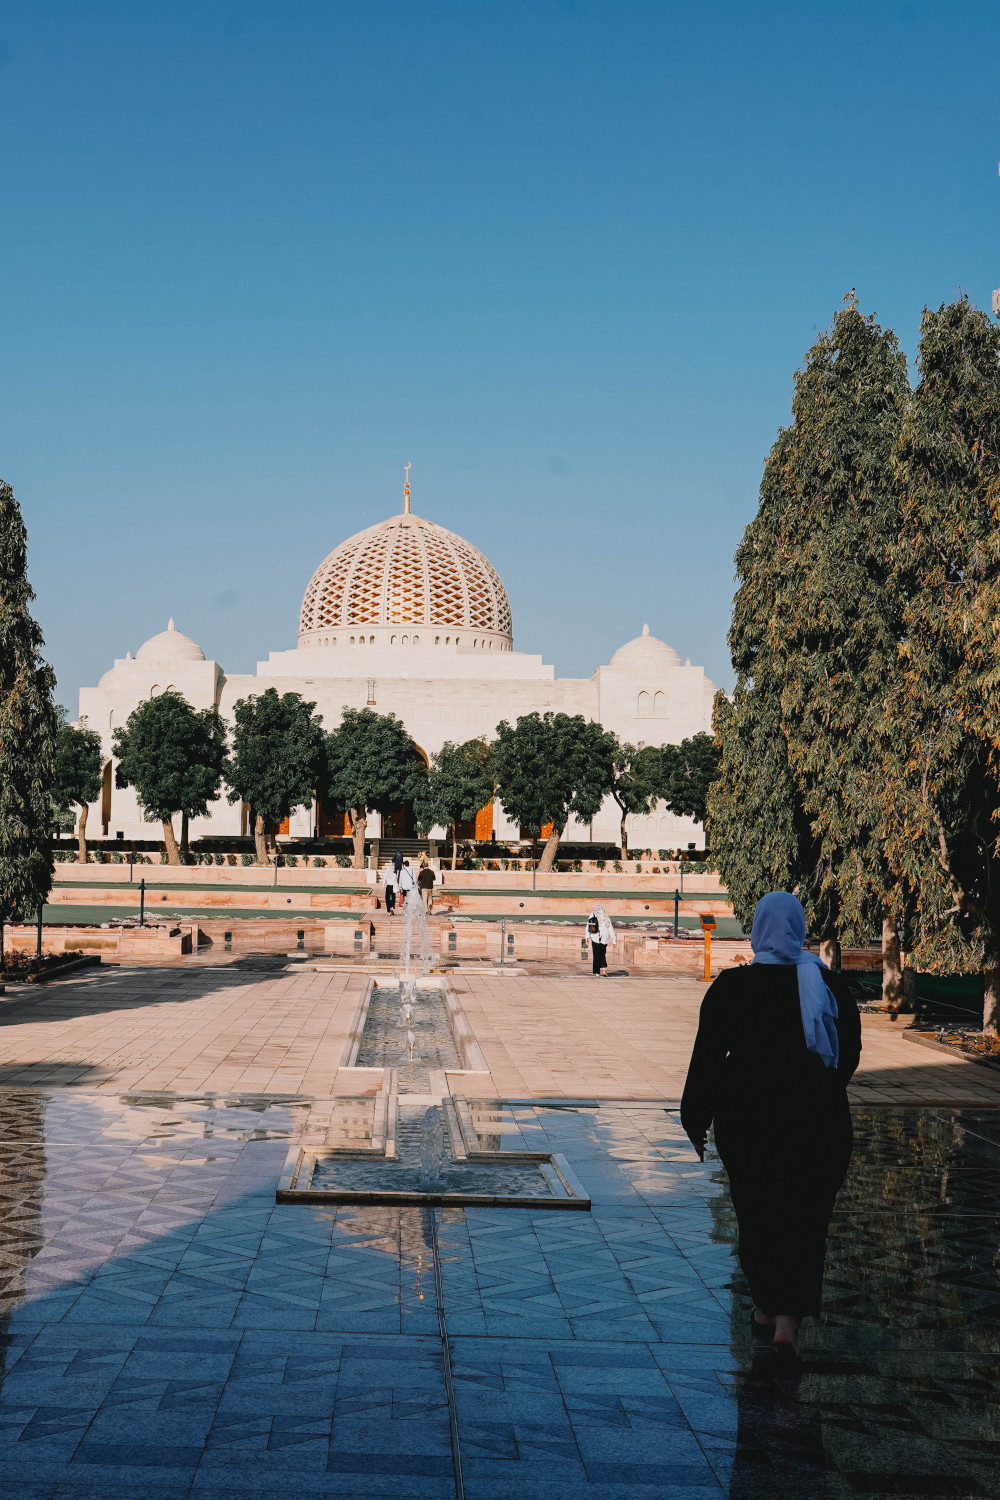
[536,826,562,874]
[620,812,629,862]
[451,823,458,871]
[350,809,367,869]
[818,936,840,970]
[882,910,904,1012]
[253,813,268,867]
[77,802,88,865]
[984,966,1000,1038]
[162,817,181,866]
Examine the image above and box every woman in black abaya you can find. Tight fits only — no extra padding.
[681,892,861,1355]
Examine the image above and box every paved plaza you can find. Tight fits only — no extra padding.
[0,956,994,1497]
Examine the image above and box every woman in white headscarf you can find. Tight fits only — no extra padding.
[585,904,616,976]
[680,892,861,1356]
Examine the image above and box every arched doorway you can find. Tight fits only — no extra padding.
[381,744,429,841]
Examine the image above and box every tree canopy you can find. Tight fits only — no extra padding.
[881,298,1000,1028]
[225,688,327,865]
[414,738,495,869]
[608,741,660,859]
[114,691,226,864]
[659,732,720,830]
[0,478,58,939]
[492,711,617,872]
[53,716,104,864]
[324,706,425,868]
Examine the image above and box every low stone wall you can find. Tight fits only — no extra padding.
[5,924,193,958]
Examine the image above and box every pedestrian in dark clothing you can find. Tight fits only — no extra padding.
[585,905,615,975]
[418,864,436,910]
[392,849,404,877]
[680,891,861,1356]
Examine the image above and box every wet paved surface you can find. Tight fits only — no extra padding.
[0,1092,991,1496]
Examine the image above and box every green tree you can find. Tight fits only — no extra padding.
[492,711,617,873]
[414,738,495,870]
[707,423,825,938]
[113,691,226,865]
[659,732,720,830]
[52,716,104,865]
[0,479,58,961]
[324,707,425,869]
[609,741,660,860]
[883,298,1000,1031]
[761,301,912,996]
[225,688,327,866]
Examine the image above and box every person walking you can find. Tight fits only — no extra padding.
[585,904,615,976]
[418,863,436,911]
[397,860,417,903]
[392,849,404,878]
[680,891,861,1357]
[383,865,397,917]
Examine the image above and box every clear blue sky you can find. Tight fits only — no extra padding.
[4,0,1000,706]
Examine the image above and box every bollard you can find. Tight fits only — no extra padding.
[139,878,146,927]
[699,913,716,980]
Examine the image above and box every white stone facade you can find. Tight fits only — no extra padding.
[78,502,717,848]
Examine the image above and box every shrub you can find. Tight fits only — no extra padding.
[573,859,582,872]
[241,853,253,866]
[286,855,298,868]
[653,865,661,874]
[336,854,350,868]
[613,861,622,873]
[111,851,122,864]
[313,856,326,868]
[635,863,642,874]
[301,855,310,868]
[658,849,669,860]
[596,859,605,871]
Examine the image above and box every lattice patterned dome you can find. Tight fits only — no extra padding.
[298,507,513,651]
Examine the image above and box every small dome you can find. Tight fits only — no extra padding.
[134,618,205,664]
[609,623,681,669]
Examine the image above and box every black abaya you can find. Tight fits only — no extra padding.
[680,963,861,1317]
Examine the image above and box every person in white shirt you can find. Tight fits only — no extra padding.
[585,904,616,976]
[383,867,397,916]
[397,861,417,900]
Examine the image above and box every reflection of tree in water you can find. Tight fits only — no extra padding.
[0,1091,46,1379]
[712,1108,1000,1494]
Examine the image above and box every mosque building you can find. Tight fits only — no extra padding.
[79,476,717,849]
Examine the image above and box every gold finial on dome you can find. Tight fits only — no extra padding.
[403,462,412,515]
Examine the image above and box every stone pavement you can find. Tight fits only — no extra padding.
[0,961,998,1105]
[0,1091,992,1497]
[0,958,992,1497]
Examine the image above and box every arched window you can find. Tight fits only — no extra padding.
[435,636,440,644]
[654,691,666,716]
[402,635,408,645]
[370,635,375,644]
[350,636,355,645]
[637,691,651,716]
[413,635,419,645]
[391,635,397,644]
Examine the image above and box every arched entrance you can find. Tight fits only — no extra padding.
[381,744,429,841]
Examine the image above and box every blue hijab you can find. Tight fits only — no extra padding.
[750,892,839,1068]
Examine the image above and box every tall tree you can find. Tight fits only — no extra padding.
[0,479,58,961]
[883,298,1000,1031]
[763,301,913,997]
[608,742,660,860]
[492,712,617,873]
[324,707,425,869]
[113,691,226,864]
[707,425,825,937]
[52,716,104,865]
[225,688,327,866]
[659,732,721,831]
[414,738,495,870]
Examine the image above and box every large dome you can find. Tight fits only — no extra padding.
[299,509,513,650]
